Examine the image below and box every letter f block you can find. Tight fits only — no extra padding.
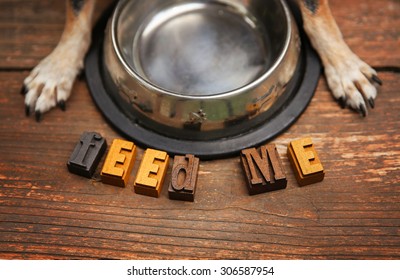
[67,132,107,178]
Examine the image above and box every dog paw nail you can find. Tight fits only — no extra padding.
[368,98,375,109]
[359,104,367,117]
[78,71,85,81]
[35,111,42,122]
[371,75,383,86]
[25,105,30,116]
[58,100,66,111]
[337,96,346,109]
[20,85,28,95]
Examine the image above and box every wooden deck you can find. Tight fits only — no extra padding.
[0,0,399,259]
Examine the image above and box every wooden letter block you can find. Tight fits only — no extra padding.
[168,154,200,202]
[67,132,107,178]
[240,144,287,195]
[100,139,136,187]
[287,137,325,186]
[134,149,169,198]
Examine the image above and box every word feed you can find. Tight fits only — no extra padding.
[67,132,325,201]
[67,132,199,201]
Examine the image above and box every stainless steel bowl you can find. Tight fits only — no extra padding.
[103,0,300,140]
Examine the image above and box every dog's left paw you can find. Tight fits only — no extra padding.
[21,34,89,121]
[22,50,81,121]
[323,50,382,117]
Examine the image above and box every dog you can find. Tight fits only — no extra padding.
[22,0,382,121]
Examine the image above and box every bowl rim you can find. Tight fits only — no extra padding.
[110,0,294,100]
[85,0,321,158]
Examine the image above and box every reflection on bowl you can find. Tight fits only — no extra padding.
[103,0,300,140]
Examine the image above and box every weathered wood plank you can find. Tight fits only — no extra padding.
[330,0,400,67]
[0,70,399,259]
[0,0,65,69]
[0,0,398,69]
[0,0,399,260]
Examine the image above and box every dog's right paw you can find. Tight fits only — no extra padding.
[323,49,382,117]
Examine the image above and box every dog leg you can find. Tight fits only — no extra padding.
[297,0,381,116]
[22,0,98,121]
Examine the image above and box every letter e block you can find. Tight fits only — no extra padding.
[67,132,107,178]
[240,144,287,195]
[168,154,200,202]
[134,149,169,198]
[100,139,136,187]
[287,137,325,186]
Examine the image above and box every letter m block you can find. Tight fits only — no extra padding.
[240,144,287,195]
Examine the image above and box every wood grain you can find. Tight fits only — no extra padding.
[329,0,400,68]
[0,0,399,260]
[0,0,398,69]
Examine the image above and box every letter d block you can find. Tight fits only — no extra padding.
[134,149,169,198]
[240,144,287,195]
[168,154,200,202]
[100,139,136,187]
[67,132,107,178]
[287,137,325,186]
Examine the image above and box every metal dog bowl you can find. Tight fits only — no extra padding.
[85,0,321,158]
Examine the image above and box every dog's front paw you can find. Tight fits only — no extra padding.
[323,51,382,117]
[21,45,83,122]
